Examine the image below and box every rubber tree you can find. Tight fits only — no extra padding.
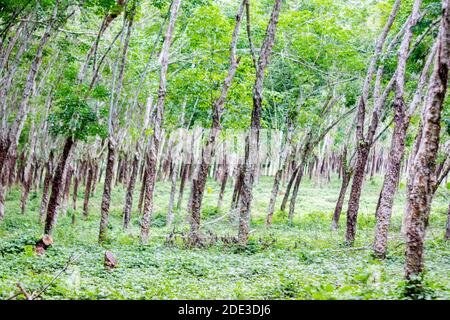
[238,0,282,246]
[140,0,181,244]
[404,0,449,283]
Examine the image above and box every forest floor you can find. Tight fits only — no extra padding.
[0,175,449,300]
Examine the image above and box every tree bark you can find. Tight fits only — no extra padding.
[140,0,181,244]
[83,162,94,217]
[187,0,245,244]
[345,0,401,245]
[123,151,139,229]
[445,202,450,241]
[404,0,449,280]
[0,0,60,179]
[44,136,74,236]
[99,141,116,242]
[373,0,423,259]
[238,0,282,246]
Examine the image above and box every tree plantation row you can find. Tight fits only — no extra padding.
[0,0,449,299]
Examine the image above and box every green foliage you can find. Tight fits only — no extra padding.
[48,94,107,141]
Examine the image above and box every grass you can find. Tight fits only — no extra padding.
[0,175,449,300]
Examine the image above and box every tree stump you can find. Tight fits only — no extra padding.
[104,250,117,269]
[35,235,53,255]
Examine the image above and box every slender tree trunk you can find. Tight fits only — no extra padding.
[60,164,73,217]
[238,0,282,246]
[266,114,296,226]
[141,0,181,244]
[123,152,139,229]
[332,168,352,230]
[345,144,370,244]
[98,3,135,242]
[445,202,450,241]
[83,162,94,217]
[280,165,299,211]
[99,141,116,242]
[44,136,74,236]
[0,0,60,179]
[217,165,229,210]
[39,152,54,223]
[137,166,147,214]
[373,0,423,259]
[167,162,178,228]
[188,0,245,244]
[345,0,401,245]
[72,167,79,211]
[287,141,311,225]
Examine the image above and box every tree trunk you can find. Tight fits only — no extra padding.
[217,165,229,210]
[123,152,139,229]
[0,0,60,179]
[99,141,116,242]
[187,0,245,244]
[39,152,54,223]
[238,0,282,246]
[405,1,449,281]
[280,165,299,211]
[140,0,180,244]
[83,162,94,217]
[332,168,352,230]
[373,0,423,259]
[445,202,450,241]
[167,162,178,228]
[345,144,370,244]
[287,141,311,225]
[44,136,74,236]
[137,166,147,214]
[60,164,73,217]
[345,0,401,246]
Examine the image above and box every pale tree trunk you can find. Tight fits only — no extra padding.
[99,4,135,242]
[140,0,181,244]
[187,0,245,244]
[0,0,60,179]
[167,161,178,228]
[83,161,94,217]
[99,142,116,242]
[331,146,353,230]
[217,146,230,210]
[405,0,449,281]
[280,163,299,211]
[137,165,147,214]
[238,0,282,246]
[345,0,401,245]
[287,138,312,225]
[77,0,126,83]
[60,164,73,217]
[445,202,450,241]
[286,97,350,223]
[177,128,194,209]
[266,109,296,226]
[373,0,423,259]
[123,149,139,229]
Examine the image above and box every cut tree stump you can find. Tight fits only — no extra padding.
[104,250,117,269]
[35,235,53,254]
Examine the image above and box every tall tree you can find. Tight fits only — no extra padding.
[345,0,401,245]
[404,0,449,283]
[140,0,181,244]
[238,0,282,246]
[187,0,246,245]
